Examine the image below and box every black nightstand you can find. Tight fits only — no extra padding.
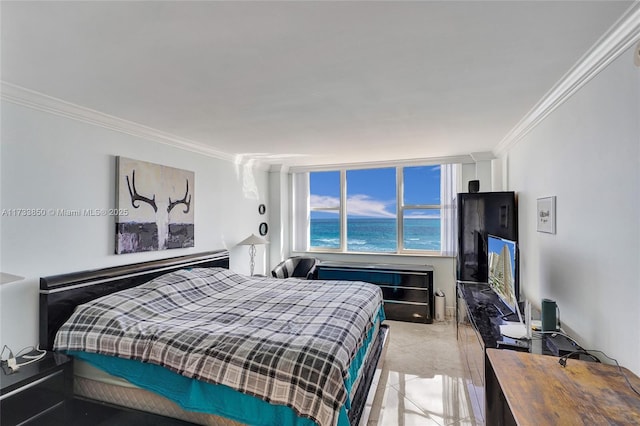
[1,351,73,425]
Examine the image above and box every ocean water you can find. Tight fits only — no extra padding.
[310,218,440,252]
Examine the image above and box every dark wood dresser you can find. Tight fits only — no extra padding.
[316,261,434,323]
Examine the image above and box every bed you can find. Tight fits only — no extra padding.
[40,250,389,426]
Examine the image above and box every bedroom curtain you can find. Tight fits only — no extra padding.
[292,172,310,252]
[440,163,460,256]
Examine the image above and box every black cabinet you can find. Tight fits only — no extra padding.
[457,282,582,354]
[1,352,73,426]
[316,262,434,323]
[457,192,517,283]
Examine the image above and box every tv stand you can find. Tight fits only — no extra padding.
[456,282,583,423]
[500,310,520,323]
[491,299,526,322]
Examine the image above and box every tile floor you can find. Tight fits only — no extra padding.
[366,319,482,426]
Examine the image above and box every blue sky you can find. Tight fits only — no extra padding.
[488,236,516,274]
[310,166,441,218]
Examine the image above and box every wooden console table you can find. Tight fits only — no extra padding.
[485,348,640,425]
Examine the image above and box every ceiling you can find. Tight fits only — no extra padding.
[1,1,634,168]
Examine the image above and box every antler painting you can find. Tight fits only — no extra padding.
[115,157,195,254]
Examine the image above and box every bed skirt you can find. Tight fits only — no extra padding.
[74,376,242,426]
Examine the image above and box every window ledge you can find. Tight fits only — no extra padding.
[292,250,455,260]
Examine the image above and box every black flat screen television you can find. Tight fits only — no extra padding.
[487,234,519,316]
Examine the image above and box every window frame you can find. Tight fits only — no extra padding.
[308,170,346,252]
[398,166,442,254]
[306,165,443,255]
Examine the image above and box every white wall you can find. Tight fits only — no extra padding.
[461,163,477,193]
[505,46,639,374]
[0,101,269,351]
[461,160,493,193]
[268,167,290,268]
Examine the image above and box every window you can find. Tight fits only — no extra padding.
[297,163,457,255]
[347,168,397,252]
[402,166,441,251]
[310,171,340,249]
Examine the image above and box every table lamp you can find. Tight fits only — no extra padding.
[237,234,269,276]
[0,272,24,285]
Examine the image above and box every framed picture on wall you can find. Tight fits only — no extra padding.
[115,156,195,254]
[537,196,556,234]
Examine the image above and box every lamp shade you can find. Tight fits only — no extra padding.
[0,272,24,285]
[237,234,269,246]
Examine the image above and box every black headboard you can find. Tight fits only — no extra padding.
[39,250,230,350]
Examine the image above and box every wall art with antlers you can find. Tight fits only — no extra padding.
[115,156,195,254]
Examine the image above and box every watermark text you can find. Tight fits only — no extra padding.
[1,208,129,217]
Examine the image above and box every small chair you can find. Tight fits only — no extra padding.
[271,257,318,280]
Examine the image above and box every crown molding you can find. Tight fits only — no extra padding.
[470,151,496,162]
[0,81,242,164]
[268,163,291,173]
[494,2,640,156]
[287,154,475,173]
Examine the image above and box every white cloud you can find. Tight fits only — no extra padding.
[405,211,440,219]
[311,195,442,219]
[310,194,339,209]
[311,194,395,218]
[348,194,395,218]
